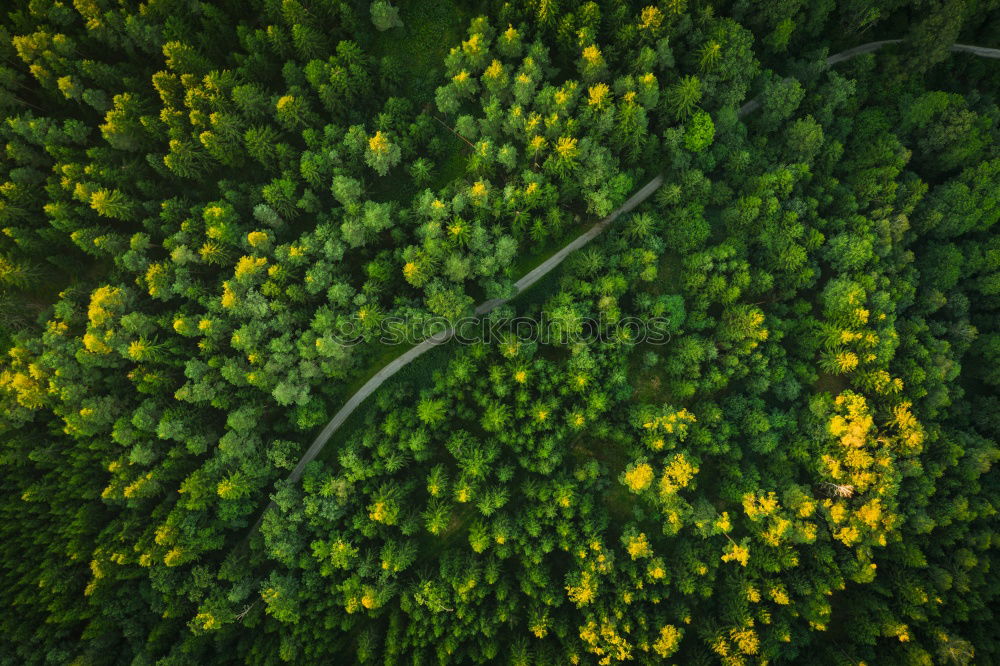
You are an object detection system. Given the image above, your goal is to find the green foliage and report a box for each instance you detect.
[370,1,403,32]
[1,2,999,665]
[668,74,703,120]
[683,110,715,152]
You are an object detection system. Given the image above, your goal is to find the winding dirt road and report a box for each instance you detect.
[283,174,665,486]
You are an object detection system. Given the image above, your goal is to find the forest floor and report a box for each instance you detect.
[368,0,484,105]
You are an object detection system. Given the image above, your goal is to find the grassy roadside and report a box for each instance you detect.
[509,218,592,278]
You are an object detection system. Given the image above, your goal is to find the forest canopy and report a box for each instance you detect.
[0,0,998,664]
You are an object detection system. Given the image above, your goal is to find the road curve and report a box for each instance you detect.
[737,39,1000,117]
[950,43,1000,58]
[249,38,997,534]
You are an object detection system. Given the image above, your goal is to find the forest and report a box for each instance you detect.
[0,0,998,664]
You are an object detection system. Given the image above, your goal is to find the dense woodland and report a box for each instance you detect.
[1,0,999,663]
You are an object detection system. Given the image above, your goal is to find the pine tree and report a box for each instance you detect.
[365,130,401,176]
[667,75,702,120]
